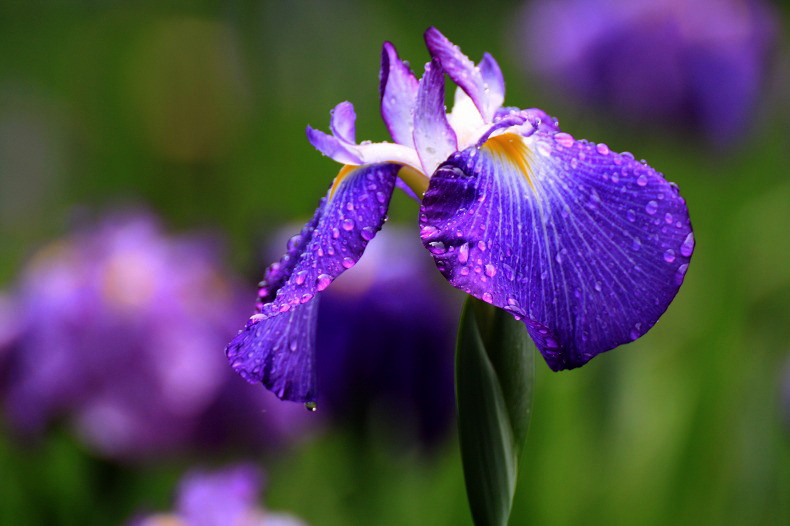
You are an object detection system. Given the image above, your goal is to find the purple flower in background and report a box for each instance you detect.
[1,212,311,457]
[227,28,694,404]
[314,228,457,445]
[519,0,778,146]
[130,464,306,526]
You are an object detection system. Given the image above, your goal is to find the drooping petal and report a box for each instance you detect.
[227,163,401,402]
[306,125,422,169]
[419,130,694,371]
[330,101,356,144]
[306,125,363,165]
[413,59,457,176]
[380,41,419,148]
[424,27,498,122]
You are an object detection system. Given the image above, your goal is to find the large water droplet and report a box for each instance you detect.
[663,248,675,263]
[342,257,355,269]
[361,226,376,241]
[316,274,332,291]
[428,241,446,255]
[484,264,496,277]
[596,143,609,155]
[482,292,493,303]
[294,270,307,285]
[342,218,355,231]
[636,174,648,186]
[645,200,658,215]
[555,132,574,148]
[458,243,469,264]
[680,232,694,257]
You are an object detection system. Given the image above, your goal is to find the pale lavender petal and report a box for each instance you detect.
[379,41,419,147]
[413,59,457,176]
[306,125,362,165]
[420,127,694,371]
[330,101,356,144]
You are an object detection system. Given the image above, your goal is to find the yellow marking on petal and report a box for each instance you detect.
[397,165,429,199]
[482,133,534,190]
[329,164,358,199]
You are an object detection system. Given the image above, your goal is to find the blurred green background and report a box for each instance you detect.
[1,1,789,524]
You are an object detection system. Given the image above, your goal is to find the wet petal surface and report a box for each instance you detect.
[380,42,419,148]
[227,163,400,402]
[413,59,457,176]
[424,27,498,122]
[419,131,693,370]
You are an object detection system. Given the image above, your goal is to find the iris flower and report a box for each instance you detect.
[227,28,694,405]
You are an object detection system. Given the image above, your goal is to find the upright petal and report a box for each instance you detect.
[420,130,693,371]
[479,52,505,111]
[424,27,498,122]
[413,59,457,176]
[380,42,419,147]
[227,163,400,402]
[330,101,356,144]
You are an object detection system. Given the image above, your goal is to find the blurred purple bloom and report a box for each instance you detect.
[227,28,694,405]
[1,212,311,458]
[130,464,306,526]
[519,0,778,146]
[312,228,457,445]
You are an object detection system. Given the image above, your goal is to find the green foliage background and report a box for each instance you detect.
[1,1,789,524]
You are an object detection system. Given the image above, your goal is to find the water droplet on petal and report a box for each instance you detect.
[294,270,307,285]
[342,257,355,268]
[680,232,694,257]
[636,174,648,186]
[663,248,676,263]
[645,200,658,215]
[342,218,355,231]
[458,243,469,264]
[484,264,496,277]
[361,226,376,241]
[482,292,493,303]
[594,281,602,292]
[626,209,636,222]
[304,401,317,412]
[428,241,446,255]
[555,132,575,148]
[316,274,332,291]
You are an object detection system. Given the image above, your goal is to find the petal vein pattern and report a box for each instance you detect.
[419,133,694,370]
[227,163,400,402]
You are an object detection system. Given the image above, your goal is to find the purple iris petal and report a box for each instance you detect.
[419,129,693,370]
[330,101,356,144]
[479,52,505,111]
[177,464,262,526]
[227,162,400,402]
[413,59,457,176]
[306,126,363,165]
[424,27,496,122]
[519,0,778,146]
[380,41,419,148]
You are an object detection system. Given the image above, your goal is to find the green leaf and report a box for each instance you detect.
[456,296,535,526]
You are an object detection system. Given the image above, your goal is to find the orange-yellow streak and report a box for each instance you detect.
[329,164,357,199]
[482,133,534,190]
